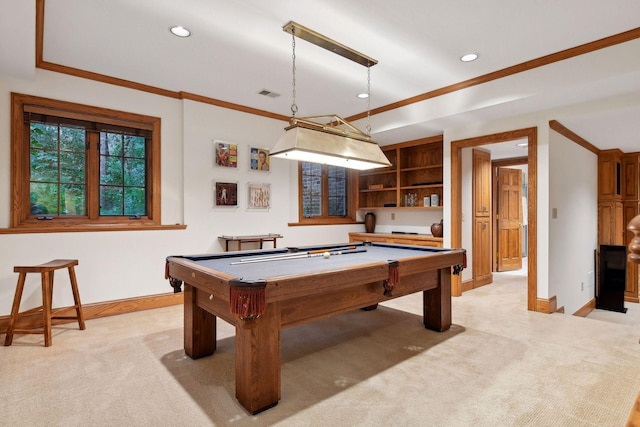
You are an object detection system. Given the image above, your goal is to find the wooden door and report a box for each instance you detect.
[474,217,493,287]
[598,201,624,245]
[473,149,491,217]
[598,150,622,200]
[497,168,523,271]
[472,149,492,287]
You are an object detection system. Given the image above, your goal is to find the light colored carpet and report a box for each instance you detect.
[2,271,640,426]
[587,300,640,329]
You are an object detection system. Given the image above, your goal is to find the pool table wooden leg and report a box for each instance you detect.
[184,283,216,358]
[235,302,281,414]
[423,267,452,332]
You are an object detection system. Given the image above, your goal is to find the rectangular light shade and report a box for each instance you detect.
[270,124,391,171]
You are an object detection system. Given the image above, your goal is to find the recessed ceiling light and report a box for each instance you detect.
[357,93,369,99]
[460,53,478,62]
[170,26,191,38]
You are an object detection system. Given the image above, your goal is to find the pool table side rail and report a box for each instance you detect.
[166,257,236,297]
[295,241,453,253]
[262,250,464,302]
[167,249,463,301]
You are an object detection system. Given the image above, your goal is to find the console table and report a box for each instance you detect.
[218,233,283,252]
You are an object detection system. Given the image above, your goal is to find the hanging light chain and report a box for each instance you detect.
[366,64,372,135]
[291,29,298,117]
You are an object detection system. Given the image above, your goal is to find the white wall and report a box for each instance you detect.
[369,210,444,235]
[180,99,362,251]
[0,70,185,226]
[0,70,186,315]
[0,71,363,316]
[548,131,598,314]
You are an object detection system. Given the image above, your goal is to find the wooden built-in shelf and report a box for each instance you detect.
[400,184,442,190]
[358,136,443,210]
[359,187,397,193]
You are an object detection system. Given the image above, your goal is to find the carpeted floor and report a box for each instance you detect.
[2,270,640,426]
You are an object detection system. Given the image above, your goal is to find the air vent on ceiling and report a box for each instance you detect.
[258,89,280,98]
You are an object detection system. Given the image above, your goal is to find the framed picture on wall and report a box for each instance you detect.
[250,147,270,171]
[248,183,270,209]
[214,140,238,168]
[215,181,238,206]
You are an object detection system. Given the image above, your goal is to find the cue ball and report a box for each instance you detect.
[323,252,330,259]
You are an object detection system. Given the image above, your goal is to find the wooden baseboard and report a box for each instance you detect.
[460,279,474,293]
[625,295,640,304]
[0,292,183,333]
[474,274,493,289]
[573,298,596,317]
[536,295,557,314]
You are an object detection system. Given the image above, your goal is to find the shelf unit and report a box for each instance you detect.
[597,149,640,303]
[358,136,443,210]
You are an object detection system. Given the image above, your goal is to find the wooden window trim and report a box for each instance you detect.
[292,162,358,226]
[8,92,166,233]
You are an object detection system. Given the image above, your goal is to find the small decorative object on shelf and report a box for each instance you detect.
[431,219,443,237]
[404,193,418,207]
[430,193,439,207]
[364,212,376,233]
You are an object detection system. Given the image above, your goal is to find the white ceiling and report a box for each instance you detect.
[2,0,640,155]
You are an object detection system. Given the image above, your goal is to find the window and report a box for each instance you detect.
[297,162,357,224]
[10,93,161,231]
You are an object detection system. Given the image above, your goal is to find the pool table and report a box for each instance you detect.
[165,242,465,414]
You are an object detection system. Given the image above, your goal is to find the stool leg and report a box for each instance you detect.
[42,271,53,347]
[67,266,85,330]
[4,272,27,346]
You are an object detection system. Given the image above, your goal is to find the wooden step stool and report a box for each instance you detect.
[4,259,85,347]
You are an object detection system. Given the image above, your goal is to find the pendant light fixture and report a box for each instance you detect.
[270,21,391,171]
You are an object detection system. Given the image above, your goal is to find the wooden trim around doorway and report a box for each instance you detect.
[451,127,538,311]
[536,296,557,314]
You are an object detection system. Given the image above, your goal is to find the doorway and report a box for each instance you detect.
[451,127,538,311]
[492,157,528,273]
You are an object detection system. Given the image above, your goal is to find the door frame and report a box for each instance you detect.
[451,127,538,311]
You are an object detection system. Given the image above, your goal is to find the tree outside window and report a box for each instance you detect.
[298,162,356,224]
[11,93,161,231]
